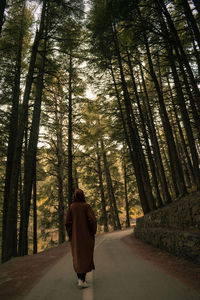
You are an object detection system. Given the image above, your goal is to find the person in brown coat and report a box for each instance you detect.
[65,189,97,288]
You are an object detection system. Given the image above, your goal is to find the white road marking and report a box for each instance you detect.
[95,236,106,249]
[82,236,106,300]
[83,271,93,300]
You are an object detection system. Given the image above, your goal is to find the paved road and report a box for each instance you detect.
[23,229,200,300]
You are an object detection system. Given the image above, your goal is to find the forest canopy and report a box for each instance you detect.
[0,0,200,262]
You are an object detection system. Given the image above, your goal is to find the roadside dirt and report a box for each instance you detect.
[122,233,200,295]
[0,242,71,300]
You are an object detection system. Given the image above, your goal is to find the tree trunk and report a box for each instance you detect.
[68,51,73,206]
[127,51,163,208]
[74,164,79,189]
[2,1,25,262]
[19,118,28,254]
[169,56,200,189]
[138,62,171,204]
[110,64,151,213]
[186,18,200,78]
[122,147,130,228]
[112,24,156,212]
[0,0,6,35]
[54,92,65,244]
[159,14,200,189]
[172,117,192,188]
[138,6,187,197]
[180,0,200,49]
[18,14,47,256]
[157,0,200,112]
[2,0,47,262]
[100,137,121,230]
[33,160,37,254]
[156,124,173,192]
[96,141,108,232]
[111,64,149,212]
[166,75,197,187]
[192,0,200,15]
[157,11,200,137]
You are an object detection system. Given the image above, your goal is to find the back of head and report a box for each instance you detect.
[73,188,86,203]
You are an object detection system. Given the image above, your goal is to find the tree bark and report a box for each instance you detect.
[192,0,200,15]
[96,141,108,232]
[112,23,156,212]
[157,11,200,136]
[2,0,47,262]
[0,0,6,35]
[156,123,173,192]
[67,51,73,206]
[2,1,25,262]
[74,165,79,189]
[18,13,47,256]
[54,92,65,244]
[156,0,200,112]
[138,6,187,197]
[100,137,121,230]
[33,160,37,254]
[166,74,198,187]
[180,0,200,49]
[138,62,171,204]
[127,51,163,208]
[110,63,150,213]
[122,146,130,228]
[158,13,200,189]
[186,17,200,78]
[169,55,200,189]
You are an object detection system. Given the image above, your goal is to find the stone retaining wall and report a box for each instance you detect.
[134,192,200,262]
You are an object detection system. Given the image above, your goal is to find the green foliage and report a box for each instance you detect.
[1,0,200,255]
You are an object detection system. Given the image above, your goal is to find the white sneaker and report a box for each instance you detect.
[78,279,83,288]
[82,281,89,288]
[78,279,89,288]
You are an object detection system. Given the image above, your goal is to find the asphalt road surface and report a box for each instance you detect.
[23,229,200,300]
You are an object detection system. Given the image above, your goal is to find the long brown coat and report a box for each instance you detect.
[65,202,97,273]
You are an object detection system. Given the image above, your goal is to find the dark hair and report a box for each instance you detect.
[73,189,86,202]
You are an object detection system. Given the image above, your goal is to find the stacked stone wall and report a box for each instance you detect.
[134,192,200,262]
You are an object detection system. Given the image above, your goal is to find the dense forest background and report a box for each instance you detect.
[0,0,200,263]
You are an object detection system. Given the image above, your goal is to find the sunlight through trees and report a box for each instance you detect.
[0,0,199,262]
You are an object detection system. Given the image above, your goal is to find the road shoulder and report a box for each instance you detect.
[0,241,71,300]
[121,232,200,295]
